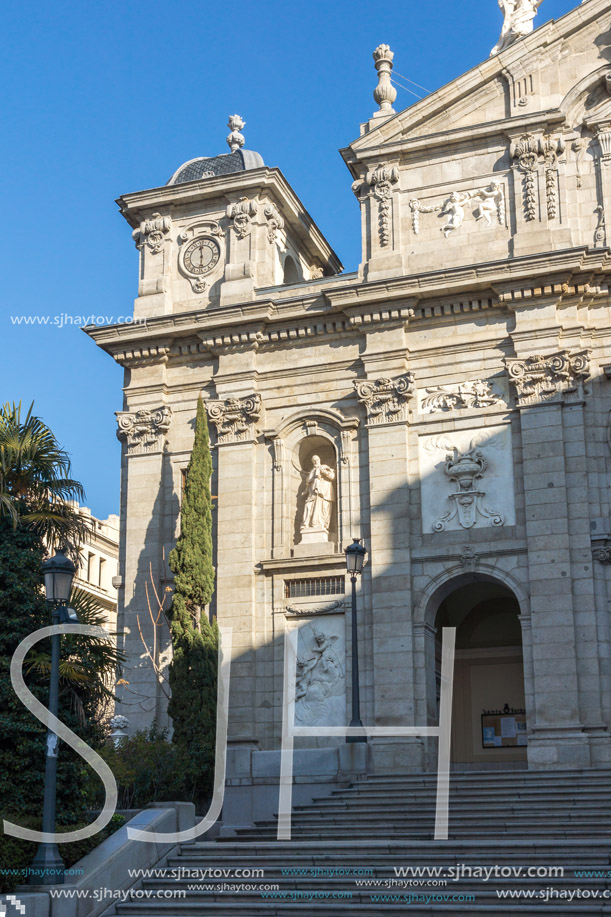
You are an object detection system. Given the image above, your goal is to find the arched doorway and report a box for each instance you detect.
[434,579,527,767]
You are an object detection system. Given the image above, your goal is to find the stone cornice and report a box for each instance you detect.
[116,166,342,274]
[83,247,611,364]
[342,110,567,173]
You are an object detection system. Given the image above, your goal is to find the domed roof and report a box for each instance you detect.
[166,115,264,186]
[166,148,265,186]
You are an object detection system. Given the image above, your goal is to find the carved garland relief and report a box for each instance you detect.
[409,181,506,237]
[510,133,565,221]
[352,164,400,247]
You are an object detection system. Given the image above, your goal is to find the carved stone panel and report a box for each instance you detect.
[419,425,515,534]
[290,617,346,728]
[419,379,506,414]
[116,406,172,455]
[206,394,262,444]
[409,181,506,238]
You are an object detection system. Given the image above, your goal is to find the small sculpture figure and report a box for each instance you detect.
[300,455,336,541]
[491,0,544,57]
[473,181,504,225]
[440,192,471,237]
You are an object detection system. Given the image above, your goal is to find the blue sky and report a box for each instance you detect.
[1,0,578,518]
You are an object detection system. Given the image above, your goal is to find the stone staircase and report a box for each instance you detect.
[115,768,611,915]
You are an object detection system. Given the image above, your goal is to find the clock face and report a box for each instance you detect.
[182,236,221,276]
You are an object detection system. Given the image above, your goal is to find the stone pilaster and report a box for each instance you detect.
[352,163,404,282]
[355,328,419,769]
[207,383,262,746]
[505,348,609,765]
[114,404,173,733]
[593,122,611,247]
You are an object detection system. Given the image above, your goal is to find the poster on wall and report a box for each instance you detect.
[481,704,527,748]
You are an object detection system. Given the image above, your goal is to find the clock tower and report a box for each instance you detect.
[119,115,342,318]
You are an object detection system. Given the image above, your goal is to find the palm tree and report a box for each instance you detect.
[0,401,91,554]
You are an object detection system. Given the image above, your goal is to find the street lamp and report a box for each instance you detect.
[345,538,367,743]
[29,549,76,886]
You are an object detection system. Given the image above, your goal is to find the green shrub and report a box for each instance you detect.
[90,727,200,811]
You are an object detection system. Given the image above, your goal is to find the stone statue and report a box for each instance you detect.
[300,455,336,542]
[295,629,345,727]
[472,181,504,226]
[440,192,470,237]
[491,0,544,56]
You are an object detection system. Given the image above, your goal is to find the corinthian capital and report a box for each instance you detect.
[354,373,415,425]
[206,394,262,444]
[116,406,172,455]
[504,351,590,405]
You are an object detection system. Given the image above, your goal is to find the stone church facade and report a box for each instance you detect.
[89,0,611,812]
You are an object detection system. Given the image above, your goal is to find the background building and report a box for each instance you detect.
[88,0,611,824]
[73,504,120,635]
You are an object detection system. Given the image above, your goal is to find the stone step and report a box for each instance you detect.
[140,875,609,891]
[353,768,611,781]
[115,903,609,916]
[293,796,611,819]
[314,783,611,796]
[122,772,611,915]
[231,827,611,840]
[248,812,611,827]
[344,780,611,796]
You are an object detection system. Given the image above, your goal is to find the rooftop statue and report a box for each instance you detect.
[491,0,544,56]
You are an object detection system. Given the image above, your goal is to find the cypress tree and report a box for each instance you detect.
[167,397,218,803]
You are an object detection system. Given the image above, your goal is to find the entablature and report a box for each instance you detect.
[84,245,611,366]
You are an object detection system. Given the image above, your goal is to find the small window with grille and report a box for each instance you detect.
[284,576,345,599]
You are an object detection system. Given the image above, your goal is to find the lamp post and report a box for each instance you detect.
[29,549,76,886]
[345,538,367,743]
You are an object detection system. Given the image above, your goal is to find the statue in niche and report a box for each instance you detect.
[295,628,345,727]
[491,0,544,56]
[300,454,336,542]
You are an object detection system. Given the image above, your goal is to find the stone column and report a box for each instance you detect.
[354,330,419,770]
[206,379,262,747]
[115,404,173,733]
[505,348,609,766]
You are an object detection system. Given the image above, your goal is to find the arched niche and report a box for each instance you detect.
[293,435,338,547]
[264,409,359,558]
[283,255,299,284]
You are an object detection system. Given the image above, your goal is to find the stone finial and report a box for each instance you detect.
[227,115,246,152]
[372,44,397,117]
